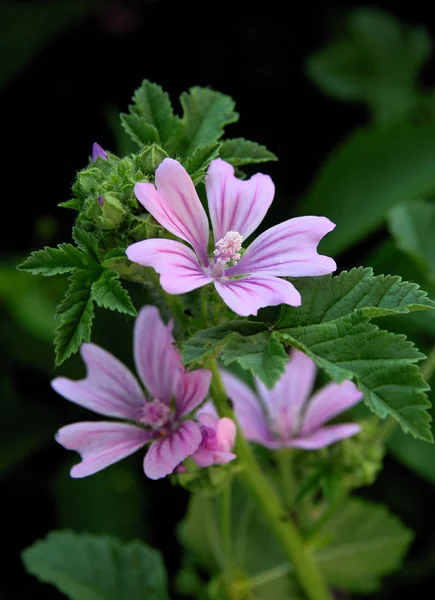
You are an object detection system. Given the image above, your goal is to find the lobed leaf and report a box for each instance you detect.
[17,244,85,276]
[183,142,222,184]
[218,138,278,166]
[22,531,169,600]
[91,270,136,316]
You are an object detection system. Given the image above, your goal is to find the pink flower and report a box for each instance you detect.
[92,142,108,162]
[52,306,212,480]
[191,408,237,467]
[222,349,363,449]
[126,158,337,316]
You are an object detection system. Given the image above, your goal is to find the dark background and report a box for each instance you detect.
[3,1,435,598]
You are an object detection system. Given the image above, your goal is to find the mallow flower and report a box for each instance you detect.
[221,349,363,449]
[52,305,215,480]
[191,412,237,467]
[126,158,337,316]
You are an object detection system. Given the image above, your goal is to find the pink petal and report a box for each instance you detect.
[191,416,237,467]
[226,216,336,277]
[175,368,212,417]
[216,417,237,452]
[255,349,316,439]
[143,420,202,480]
[51,343,145,420]
[56,421,152,478]
[126,238,213,294]
[196,400,219,419]
[302,380,363,434]
[134,305,182,403]
[134,158,209,264]
[206,159,275,242]
[220,370,272,444]
[288,423,361,449]
[214,275,301,316]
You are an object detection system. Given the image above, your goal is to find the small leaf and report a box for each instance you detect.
[184,142,222,184]
[276,267,435,329]
[54,269,99,366]
[72,227,100,263]
[181,321,267,365]
[179,87,239,157]
[218,138,278,166]
[316,498,413,592]
[22,531,169,600]
[120,80,180,148]
[221,331,288,388]
[58,198,80,210]
[389,200,435,284]
[91,270,136,316]
[17,244,85,276]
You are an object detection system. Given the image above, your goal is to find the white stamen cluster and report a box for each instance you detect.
[213,231,243,265]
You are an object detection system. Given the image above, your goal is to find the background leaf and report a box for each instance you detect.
[22,531,169,600]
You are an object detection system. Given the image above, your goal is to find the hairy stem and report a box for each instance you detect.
[207,358,333,600]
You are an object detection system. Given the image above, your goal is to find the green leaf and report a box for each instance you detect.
[220,331,288,389]
[181,321,267,365]
[389,200,435,284]
[277,313,432,441]
[22,531,169,600]
[184,142,222,184]
[276,268,435,328]
[299,122,435,256]
[316,498,413,593]
[58,198,81,210]
[218,138,278,166]
[120,80,179,148]
[17,244,85,276]
[179,87,239,157]
[305,8,432,125]
[72,227,100,263]
[54,270,98,366]
[91,270,136,316]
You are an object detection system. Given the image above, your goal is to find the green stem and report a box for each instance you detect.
[276,449,295,510]
[207,359,333,600]
[220,482,233,576]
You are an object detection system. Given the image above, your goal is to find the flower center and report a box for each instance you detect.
[213,231,243,266]
[138,399,171,428]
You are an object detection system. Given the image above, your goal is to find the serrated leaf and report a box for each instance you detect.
[218,138,278,166]
[181,321,267,365]
[316,498,413,593]
[22,531,169,600]
[184,142,222,184]
[299,122,435,256]
[91,270,136,316]
[276,268,435,329]
[179,87,239,157]
[58,198,81,210]
[389,200,435,284]
[120,80,180,149]
[220,331,288,388]
[17,244,85,276]
[72,227,100,263]
[54,270,99,366]
[277,312,432,441]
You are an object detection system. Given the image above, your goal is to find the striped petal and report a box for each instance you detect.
[288,423,361,449]
[134,158,209,264]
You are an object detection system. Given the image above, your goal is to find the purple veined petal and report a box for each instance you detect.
[301,380,364,434]
[51,343,145,420]
[255,349,317,440]
[56,421,153,478]
[133,305,183,404]
[143,420,202,480]
[92,142,108,162]
[214,275,301,316]
[206,159,275,243]
[126,238,213,294]
[134,158,210,264]
[220,370,272,444]
[175,369,212,418]
[288,423,361,449]
[226,216,337,278]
